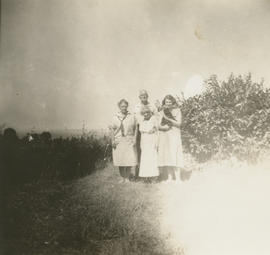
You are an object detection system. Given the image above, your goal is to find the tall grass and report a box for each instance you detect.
[2,165,182,255]
[0,129,111,188]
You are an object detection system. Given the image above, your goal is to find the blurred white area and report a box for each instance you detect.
[160,159,270,255]
[184,74,204,98]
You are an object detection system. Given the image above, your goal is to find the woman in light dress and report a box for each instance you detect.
[158,95,184,182]
[137,105,159,182]
[110,99,138,183]
[134,90,158,179]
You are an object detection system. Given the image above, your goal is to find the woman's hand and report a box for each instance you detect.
[159,124,171,132]
[132,137,137,147]
[112,139,119,149]
[163,125,171,131]
[148,127,156,134]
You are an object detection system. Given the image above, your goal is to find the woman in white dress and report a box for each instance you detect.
[138,106,159,182]
[158,95,184,182]
[110,99,138,183]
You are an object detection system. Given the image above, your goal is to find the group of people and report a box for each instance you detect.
[109,90,184,183]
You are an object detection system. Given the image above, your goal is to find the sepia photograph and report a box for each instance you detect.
[1,0,270,254]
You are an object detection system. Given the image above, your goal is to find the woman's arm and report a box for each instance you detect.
[109,127,116,149]
[162,109,181,128]
[158,125,171,131]
[163,118,180,128]
[157,111,171,131]
[133,122,139,146]
[109,122,120,149]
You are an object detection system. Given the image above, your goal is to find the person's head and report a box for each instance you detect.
[139,90,149,105]
[162,95,177,109]
[118,99,129,114]
[140,105,152,120]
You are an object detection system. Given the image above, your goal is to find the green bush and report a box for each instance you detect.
[179,73,270,163]
[0,129,112,188]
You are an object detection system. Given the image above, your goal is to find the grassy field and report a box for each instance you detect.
[2,158,270,255]
[2,164,183,255]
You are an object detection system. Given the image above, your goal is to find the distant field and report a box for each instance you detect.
[16,128,108,138]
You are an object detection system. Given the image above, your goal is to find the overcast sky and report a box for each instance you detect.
[1,0,270,130]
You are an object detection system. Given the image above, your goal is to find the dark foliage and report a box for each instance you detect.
[0,129,112,253]
[0,129,111,189]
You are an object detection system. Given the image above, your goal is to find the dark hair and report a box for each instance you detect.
[162,95,177,106]
[118,99,129,107]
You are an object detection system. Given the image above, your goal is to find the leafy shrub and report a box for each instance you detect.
[0,129,112,188]
[179,73,270,162]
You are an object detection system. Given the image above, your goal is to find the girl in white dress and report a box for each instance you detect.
[158,95,184,182]
[138,106,159,182]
